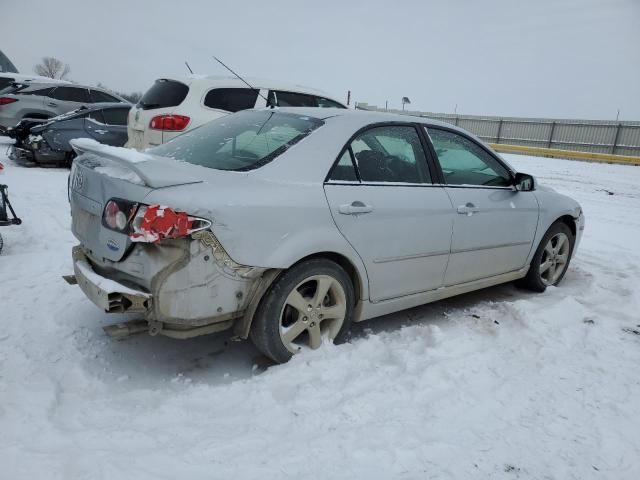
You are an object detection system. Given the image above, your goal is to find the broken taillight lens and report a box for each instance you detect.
[129,204,211,244]
[102,199,139,234]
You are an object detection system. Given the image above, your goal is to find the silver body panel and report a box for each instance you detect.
[68,108,584,336]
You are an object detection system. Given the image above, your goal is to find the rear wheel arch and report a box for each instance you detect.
[236,251,365,339]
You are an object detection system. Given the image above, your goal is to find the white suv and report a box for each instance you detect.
[127,76,346,150]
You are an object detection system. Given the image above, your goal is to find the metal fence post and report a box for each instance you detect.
[547,121,556,149]
[611,123,622,155]
[496,119,503,144]
[454,116,459,126]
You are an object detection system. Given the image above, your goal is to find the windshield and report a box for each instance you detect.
[150,110,324,171]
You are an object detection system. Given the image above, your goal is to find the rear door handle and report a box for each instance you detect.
[47,102,57,107]
[339,201,373,215]
[457,202,480,215]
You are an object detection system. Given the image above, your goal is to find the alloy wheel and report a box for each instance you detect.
[278,275,347,353]
[539,232,570,285]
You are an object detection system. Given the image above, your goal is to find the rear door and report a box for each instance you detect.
[425,127,539,286]
[324,124,454,302]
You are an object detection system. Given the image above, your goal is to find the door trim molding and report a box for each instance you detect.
[451,241,530,255]
[373,250,450,264]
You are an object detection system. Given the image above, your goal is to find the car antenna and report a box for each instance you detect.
[185,61,194,74]
[212,56,274,108]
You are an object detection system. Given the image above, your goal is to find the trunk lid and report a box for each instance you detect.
[69,139,204,262]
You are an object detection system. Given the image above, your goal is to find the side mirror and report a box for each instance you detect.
[514,172,535,191]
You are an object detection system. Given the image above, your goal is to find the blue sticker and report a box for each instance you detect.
[107,239,120,252]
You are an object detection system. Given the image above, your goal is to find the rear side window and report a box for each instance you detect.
[51,87,89,103]
[90,90,120,103]
[151,110,323,171]
[138,79,188,110]
[101,107,129,125]
[333,125,431,183]
[268,90,318,107]
[0,78,14,91]
[204,88,259,112]
[0,84,54,96]
[317,97,346,108]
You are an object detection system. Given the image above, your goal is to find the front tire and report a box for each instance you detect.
[518,221,574,292]
[250,259,355,364]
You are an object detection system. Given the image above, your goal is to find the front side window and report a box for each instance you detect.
[426,128,512,187]
[51,87,89,103]
[203,88,259,112]
[337,125,430,183]
[151,110,323,171]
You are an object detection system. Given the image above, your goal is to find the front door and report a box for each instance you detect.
[324,124,454,302]
[425,127,539,286]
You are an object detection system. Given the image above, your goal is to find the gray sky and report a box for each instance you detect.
[3,0,639,119]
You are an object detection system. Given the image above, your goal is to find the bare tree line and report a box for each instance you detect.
[34,56,142,102]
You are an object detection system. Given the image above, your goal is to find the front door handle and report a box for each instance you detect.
[46,101,58,107]
[339,201,373,215]
[457,202,480,215]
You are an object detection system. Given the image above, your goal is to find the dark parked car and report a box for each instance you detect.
[8,102,131,166]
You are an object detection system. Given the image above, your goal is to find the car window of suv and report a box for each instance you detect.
[51,87,89,103]
[316,97,345,108]
[426,127,512,187]
[101,107,129,125]
[268,90,318,107]
[203,88,259,113]
[346,126,430,183]
[90,90,120,103]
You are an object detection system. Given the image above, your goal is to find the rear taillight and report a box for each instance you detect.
[102,199,139,234]
[149,114,190,131]
[130,204,211,244]
[0,97,18,106]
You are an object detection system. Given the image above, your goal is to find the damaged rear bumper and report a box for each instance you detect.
[69,234,271,339]
[72,246,151,313]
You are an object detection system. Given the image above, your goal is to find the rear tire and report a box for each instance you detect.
[250,259,355,364]
[517,222,574,292]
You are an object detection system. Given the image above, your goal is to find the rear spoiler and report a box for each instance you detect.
[69,138,202,189]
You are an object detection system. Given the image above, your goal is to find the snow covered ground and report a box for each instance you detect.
[1,137,639,479]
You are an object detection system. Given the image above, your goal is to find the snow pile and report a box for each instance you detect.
[1,138,639,479]
[70,137,153,163]
[94,164,144,185]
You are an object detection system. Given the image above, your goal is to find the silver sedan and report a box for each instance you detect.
[67,108,584,363]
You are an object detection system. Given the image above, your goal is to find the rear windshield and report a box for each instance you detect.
[137,79,188,110]
[150,110,323,171]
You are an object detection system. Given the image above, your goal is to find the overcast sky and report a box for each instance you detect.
[3,0,639,119]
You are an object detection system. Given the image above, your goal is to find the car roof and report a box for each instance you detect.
[273,107,459,130]
[160,75,342,102]
[89,102,132,109]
